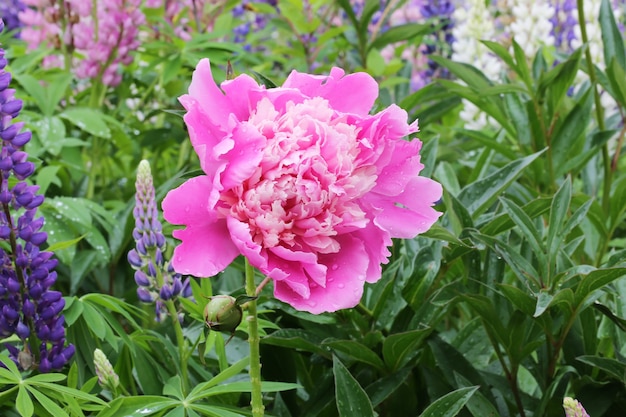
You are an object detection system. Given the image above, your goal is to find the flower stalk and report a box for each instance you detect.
[245,258,264,417]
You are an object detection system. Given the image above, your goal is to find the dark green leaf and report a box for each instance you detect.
[575,268,626,306]
[599,0,626,70]
[577,355,626,382]
[382,328,431,371]
[364,368,411,407]
[458,150,544,218]
[418,386,478,417]
[333,356,375,417]
[262,329,329,357]
[547,178,572,270]
[323,340,385,371]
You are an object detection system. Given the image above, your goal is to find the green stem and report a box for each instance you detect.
[245,258,264,417]
[165,300,189,395]
[576,0,611,214]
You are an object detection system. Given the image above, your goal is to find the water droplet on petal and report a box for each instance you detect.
[331,264,339,271]
[337,283,345,289]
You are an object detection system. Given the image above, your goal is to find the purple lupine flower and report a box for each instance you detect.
[420,0,455,82]
[127,160,190,322]
[0,0,26,36]
[230,0,278,50]
[0,20,73,372]
[551,0,578,51]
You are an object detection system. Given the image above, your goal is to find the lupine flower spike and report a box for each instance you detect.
[0,20,74,372]
[127,160,191,322]
[563,397,590,417]
[93,348,120,392]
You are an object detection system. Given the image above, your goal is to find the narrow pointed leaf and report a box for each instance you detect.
[458,151,544,218]
[418,386,478,417]
[333,356,375,417]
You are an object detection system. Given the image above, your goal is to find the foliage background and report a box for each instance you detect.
[0,0,626,416]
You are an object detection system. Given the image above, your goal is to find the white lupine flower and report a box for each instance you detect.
[507,0,556,58]
[451,0,502,129]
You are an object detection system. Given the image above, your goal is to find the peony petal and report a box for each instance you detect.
[219,122,266,189]
[373,139,424,196]
[220,73,263,121]
[170,220,238,277]
[162,176,215,225]
[367,176,443,239]
[163,176,239,276]
[227,218,267,270]
[352,223,392,283]
[282,67,378,115]
[274,235,369,313]
[184,58,235,128]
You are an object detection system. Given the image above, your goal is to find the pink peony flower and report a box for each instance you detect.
[163,59,442,313]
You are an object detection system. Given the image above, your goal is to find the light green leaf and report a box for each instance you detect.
[370,23,433,51]
[418,386,478,417]
[95,396,177,417]
[59,108,111,138]
[333,356,375,417]
[17,386,34,417]
[26,386,69,417]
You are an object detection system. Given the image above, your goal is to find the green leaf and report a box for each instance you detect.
[369,23,433,51]
[323,340,385,371]
[95,396,177,417]
[599,0,626,70]
[418,386,478,417]
[382,328,431,371]
[454,374,502,417]
[575,268,626,306]
[499,197,547,271]
[499,284,536,316]
[470,232,540,288]
[534,290,554,317]
[187,357,249,401]
[422,225,468,247]
[364,368,411,407]
[59,108,111,139]
[261,329,329,357]
[17,386,34,417]
[187,404,246,417]
[458,150,544,218]
[544,48,583,113]
[605,58,626,107]
[551,91,592,174]
[26,386,69,417]
[577,355,626,382]
[504,93,531,149]
[547,178,572,263]
[512,39,533,89]
[333,356,375,417]
[481,40,517,71]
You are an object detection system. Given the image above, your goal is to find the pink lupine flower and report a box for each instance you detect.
[163,59,442,314]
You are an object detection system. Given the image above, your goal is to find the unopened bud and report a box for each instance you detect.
[563,397,589,417]
[203,295,243,333]
[94,348,120,391]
